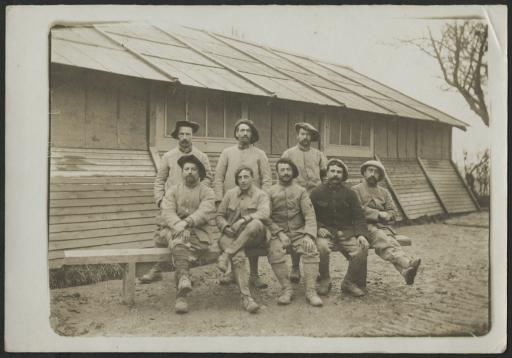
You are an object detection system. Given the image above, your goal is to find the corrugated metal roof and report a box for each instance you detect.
[50,22,467,129]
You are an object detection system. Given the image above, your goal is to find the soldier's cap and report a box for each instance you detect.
[234,165,254,186]
[326,158,349,182]
[177,154,206,180]
[276,157,299,179]
[360,160,386,181]
[234,118,259,144]
[171,120,200,140]
[295,122,320,142]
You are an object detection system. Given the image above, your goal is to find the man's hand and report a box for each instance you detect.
[378,211,390,222]
[318,227,332,239]
[230,218,245,234]
[356,235,370,250]
[223,226,236,237]
[173,220,188,233]
[303,235,316,252]
[278,231,291,247]
[181,229,191,241]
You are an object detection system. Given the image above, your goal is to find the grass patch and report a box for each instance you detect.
[49,264,124,289]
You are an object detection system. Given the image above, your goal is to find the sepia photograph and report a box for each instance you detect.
[5,4,507,353]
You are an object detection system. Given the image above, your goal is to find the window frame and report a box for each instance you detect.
[324,115,374,157]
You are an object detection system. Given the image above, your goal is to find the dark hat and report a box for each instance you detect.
[360,160,386,181]
[276,157,299,179]
[326,158,349,182]
[295,122,320,142]
[171,120,200,140]
[177,154,206,180]
[234,119,259,144]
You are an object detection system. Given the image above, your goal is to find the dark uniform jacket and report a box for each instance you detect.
[310,183,368,238]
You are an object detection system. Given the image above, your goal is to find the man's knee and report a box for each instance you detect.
[218,235,233,251]
[244,219,265,235]
[231,251,247,266]
[267,238,286,264]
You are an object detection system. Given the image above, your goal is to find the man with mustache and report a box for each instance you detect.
[265,158,324,306]
[141,120,213,284]
[215,166,271,313]
[281,122,328,284]
[352,160,421,285]
[310,159,370,297]
[156,155,216,313]
[214,119,272,288]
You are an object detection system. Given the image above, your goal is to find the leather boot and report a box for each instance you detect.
[341,279,366,297]
[174,297,188,314]
[402,258,421,285]
[219,270,236,285]
[317,254,332,296]
[303,262,323,307]
[232,258,260,313]
[249,256,268,289]
[290,253,301,283]
[271,262,293,305]
[217,252,231,273]
[139,264,163,284]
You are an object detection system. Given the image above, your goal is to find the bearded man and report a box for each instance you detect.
[352,160,421,285]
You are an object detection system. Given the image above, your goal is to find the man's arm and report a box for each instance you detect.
[349,189,369,237]
[319,150,328,171]
[154,154,169,207]
[300,189,317,238]
[187,186,216,228]
[259,152,272,193]
[353,185,380,222]
[382,188,397,222]
[160,187,181,227]
[213,150,228,202]
[199,152,213,188]
[215,191,231,233]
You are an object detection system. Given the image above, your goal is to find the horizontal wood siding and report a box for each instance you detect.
[420,158,477,213]
[49,147,158,261]
[381,158,444,219]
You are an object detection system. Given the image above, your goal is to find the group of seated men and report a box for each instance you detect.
[140,118,422,314]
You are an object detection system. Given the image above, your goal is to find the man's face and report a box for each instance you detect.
[297,128,311,147]
[237,169,253,191]
[178,126,193,148]
[236,124,252,144]
[364,166,381,186]
[277,163,293,184]
[326,164,344,186]
[183,162,199,185]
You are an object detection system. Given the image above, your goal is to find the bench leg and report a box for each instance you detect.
[122,262,136,305]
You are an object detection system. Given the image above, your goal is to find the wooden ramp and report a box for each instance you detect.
[380,159,445,219]
[49,147,158,265]
[418,158,478,214]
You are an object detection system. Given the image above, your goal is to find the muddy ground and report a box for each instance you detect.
[50,212,490,337]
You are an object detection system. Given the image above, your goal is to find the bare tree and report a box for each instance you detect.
[403,21,489,126]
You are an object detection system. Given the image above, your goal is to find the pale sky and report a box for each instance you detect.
[63,5,501,165]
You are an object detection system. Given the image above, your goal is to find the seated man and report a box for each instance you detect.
[155,155,216,314]
[267,158,323,307]
[216,165,282,313]
[352,160,421,285]
[310,159,370,297]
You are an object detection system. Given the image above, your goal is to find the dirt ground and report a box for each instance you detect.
[50,212,490,337]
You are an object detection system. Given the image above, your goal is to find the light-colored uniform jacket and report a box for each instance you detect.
[267,182,317,239]
[154,146,212,206]
[213,145,272,202]
[281,145,328,193]
[352,181,397,231]
[160,182,216,243]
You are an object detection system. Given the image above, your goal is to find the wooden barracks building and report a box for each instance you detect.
[49,22,479,264]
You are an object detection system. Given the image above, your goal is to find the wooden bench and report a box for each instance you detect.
[56,236,411,305]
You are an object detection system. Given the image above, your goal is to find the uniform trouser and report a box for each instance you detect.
[367,225,411,271]
[316,231,368,288]
[155,226,209,296]
[272,231,320,264]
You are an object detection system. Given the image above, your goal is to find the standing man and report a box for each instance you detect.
[140,120,213,284]
[214,118,272,288]
[352,160,421,285]
[156,155,216,313]
[215,166,272,313]
[282,122,328,283]
[266,158,324,306]
[310,159,370,297]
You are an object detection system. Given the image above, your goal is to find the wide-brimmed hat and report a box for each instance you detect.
[275,157,299,179]
[360,160,386,181]
[295,122,320,142]
[177,154,206,180]
[171,120,200,140]
[326,158,349,182]
[234,119,259,144]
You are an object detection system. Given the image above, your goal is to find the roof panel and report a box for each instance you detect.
[321,88,394,115]
[99,23,184,46]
